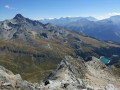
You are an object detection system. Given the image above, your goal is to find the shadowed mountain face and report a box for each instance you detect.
[0,14,120,82]
[40,15,120,43]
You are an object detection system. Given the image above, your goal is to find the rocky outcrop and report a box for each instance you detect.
[42,56,87,90]
[84,57,120,89]
[0,56,120,90]
[0,65,41,90]
[41,56,120,90]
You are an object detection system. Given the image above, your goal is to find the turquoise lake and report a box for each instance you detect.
[100,57,109,64]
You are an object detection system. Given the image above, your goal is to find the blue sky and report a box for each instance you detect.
[0,0,120,20]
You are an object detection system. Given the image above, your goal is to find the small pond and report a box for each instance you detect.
[100,57,109,64]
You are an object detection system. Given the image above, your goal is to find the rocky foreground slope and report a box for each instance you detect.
[0,56,120,90]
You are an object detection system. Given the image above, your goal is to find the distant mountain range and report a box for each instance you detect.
[40,16,98,26]
[40,15,120,43]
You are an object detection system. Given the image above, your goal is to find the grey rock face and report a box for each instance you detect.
[40,56,88,90]
[106,84,117,90]
[45,56,120,90]
[0,56,119,90]
[0,65,40,90]
[45,56,86,81]
[42,56,120,90]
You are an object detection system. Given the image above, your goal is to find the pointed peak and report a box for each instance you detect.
[45,23,56,27]
[13,14,25,20]
[45,23,52,25]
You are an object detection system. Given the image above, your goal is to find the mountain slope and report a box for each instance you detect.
[0,14,120,83]
[43,56,120,90]
[0,56,120,90]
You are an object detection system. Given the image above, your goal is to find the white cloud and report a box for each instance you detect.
[5,5,15,9]
[95,12,120,20]
[95,16,109,20]
[5,5,10,9]
[108,12,120,16]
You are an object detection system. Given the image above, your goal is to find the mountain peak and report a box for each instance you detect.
[13,14,25,20]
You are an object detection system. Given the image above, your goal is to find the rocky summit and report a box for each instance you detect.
[0,56,120,90]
